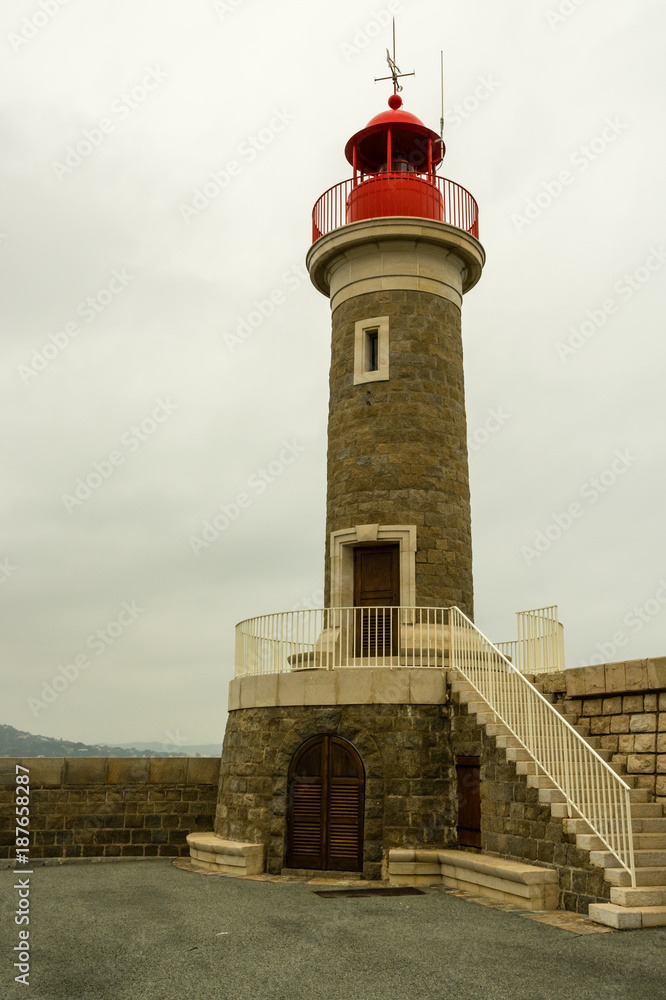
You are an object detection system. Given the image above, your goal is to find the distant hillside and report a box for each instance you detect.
[0,724,217,758]
[116,741,222,756]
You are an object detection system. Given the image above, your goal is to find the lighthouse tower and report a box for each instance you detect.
[194,73,489,882]
[307,91,484,619]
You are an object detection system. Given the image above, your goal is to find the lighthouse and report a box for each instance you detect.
[191,68,489,881]
[308,91,484,620]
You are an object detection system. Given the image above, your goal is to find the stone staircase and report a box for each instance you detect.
[452,673,666,929]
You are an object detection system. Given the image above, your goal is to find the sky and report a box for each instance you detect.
[1,0,665,748]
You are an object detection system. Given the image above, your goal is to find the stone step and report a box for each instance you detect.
[604,867,666,887]
[590,748,615,762]
[564,816,666,836]
[527,774,556,789]
[590,849,666,869]
[450,679,473,695]
[610,885,666,907]
[504,747,532,763]
[515,761,539,776]
[588,902,666,930]
[551,801,664,820]
[540,786,651,806]
[577,833,666,852]
[475,712,500,725]
[488,729,519,745]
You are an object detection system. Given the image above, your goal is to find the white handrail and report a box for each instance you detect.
[234,606,451,676]
[449,606,636,887]
[495,605,565,673]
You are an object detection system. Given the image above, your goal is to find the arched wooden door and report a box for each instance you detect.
[287,735,364,872]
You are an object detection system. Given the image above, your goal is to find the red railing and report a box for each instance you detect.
[312,173,479,243]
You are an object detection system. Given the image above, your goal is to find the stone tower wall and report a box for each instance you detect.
[324,288,473,615]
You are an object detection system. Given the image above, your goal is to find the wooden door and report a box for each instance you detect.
[353,544,400,658]
[456,756,481,849]
[287,735,364,871]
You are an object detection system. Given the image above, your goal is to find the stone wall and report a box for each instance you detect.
[214,704,458,881]
[536,658,666,802]
[0,757,219,860]
[325,288,474,616]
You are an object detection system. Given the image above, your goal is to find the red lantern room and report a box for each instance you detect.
[312,95,478,242]
[345,93,445,225]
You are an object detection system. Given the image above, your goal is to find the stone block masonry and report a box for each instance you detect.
[214,703,458,882]
[536,658,666,800]
[325,288,474,616]
[0,757,219,860]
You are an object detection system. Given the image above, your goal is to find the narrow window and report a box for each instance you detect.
[354,316,389,385]
[366,329,379,372]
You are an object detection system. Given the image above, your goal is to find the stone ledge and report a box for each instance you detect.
[229,668,448,711]
[565,658,666,699]
[186,833,264,876]
[387,848,558,909]
[0,757,220,786]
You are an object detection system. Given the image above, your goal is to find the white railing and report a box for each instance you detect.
[234,606,450,677]
[495,605,565,674]
[449,606,636,887]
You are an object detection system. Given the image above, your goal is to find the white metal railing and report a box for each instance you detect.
[495,605,565,674]
[449,606,636,887]
[234,606,450,677]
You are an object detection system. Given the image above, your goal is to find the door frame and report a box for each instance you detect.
[329,524,417,608]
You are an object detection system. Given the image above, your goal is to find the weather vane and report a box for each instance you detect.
[374,18,415,94]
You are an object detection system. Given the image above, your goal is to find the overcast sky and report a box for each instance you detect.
[1,0,665,748]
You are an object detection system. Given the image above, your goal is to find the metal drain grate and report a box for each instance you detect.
[314,887,425,899]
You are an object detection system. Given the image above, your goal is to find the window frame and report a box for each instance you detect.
[353,315,389,385]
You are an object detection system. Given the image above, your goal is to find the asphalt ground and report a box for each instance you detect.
[2,860,666,1000]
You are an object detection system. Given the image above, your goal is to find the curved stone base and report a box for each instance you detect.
[186,832,264,875]
[214,695,457,880]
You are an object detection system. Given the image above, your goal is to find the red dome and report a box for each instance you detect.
[363,107,430,130]
[345,100,444,173]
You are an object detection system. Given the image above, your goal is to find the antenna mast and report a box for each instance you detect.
[440,50,445,140]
